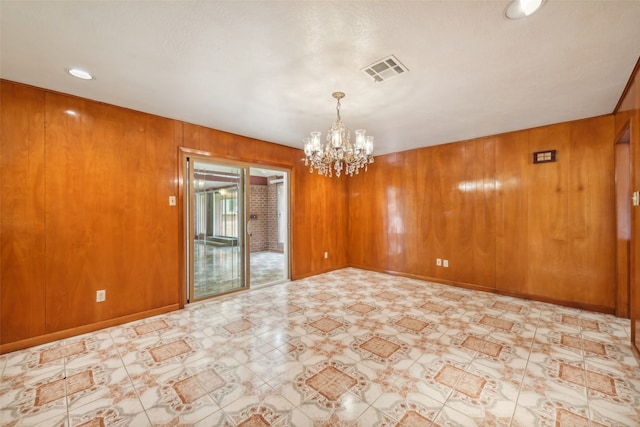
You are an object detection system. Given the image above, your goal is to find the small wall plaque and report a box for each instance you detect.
[533,150,556,164]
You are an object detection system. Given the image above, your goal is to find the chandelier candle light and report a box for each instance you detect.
[303,92,374,177]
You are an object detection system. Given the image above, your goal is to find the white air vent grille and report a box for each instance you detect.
[362,55,409,83]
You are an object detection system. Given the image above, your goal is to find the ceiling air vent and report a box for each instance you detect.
[362,55,409,83]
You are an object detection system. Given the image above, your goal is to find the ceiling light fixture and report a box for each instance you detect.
[504,0,544,19]
[67,68,94,80]
[303,92,374,177]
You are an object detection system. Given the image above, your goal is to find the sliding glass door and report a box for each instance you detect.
[184,156,290,302]
[187,159,246,301]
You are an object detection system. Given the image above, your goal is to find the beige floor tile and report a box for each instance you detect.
[1,268,638,426]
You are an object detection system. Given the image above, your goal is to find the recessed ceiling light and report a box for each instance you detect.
[67,68,94,80]
[505,0,545,19]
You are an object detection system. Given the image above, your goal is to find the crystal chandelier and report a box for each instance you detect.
[303,92,374,177]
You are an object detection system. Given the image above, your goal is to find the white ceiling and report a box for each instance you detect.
[2,1,639,155]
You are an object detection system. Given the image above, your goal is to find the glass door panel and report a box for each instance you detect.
[248,167,289,287]
[189,160,245,301]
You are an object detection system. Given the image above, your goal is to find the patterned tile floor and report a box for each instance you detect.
[2,268,639,426]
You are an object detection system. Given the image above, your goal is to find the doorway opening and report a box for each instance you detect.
[615,124,631,318]
[181,151,290,303]
[248,167,289,287]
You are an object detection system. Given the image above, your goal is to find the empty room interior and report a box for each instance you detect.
[2,1,640,425]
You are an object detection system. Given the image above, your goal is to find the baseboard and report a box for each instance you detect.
[349,264,616,315]
[292,264,349,281]
[0,304,180,354]
[632,343,640,364]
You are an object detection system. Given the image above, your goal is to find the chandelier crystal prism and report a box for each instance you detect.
[303,92,374,177]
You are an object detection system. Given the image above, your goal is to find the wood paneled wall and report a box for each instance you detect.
[614,58,640,356]
[349,115,617,312]
[349,139,497,288]
[0,83,46,344]
[1,80,347,352]
[43,92,183,333]
[1,73,631,352]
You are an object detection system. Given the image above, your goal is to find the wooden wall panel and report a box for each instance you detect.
[396,152,420,274]
[255,138,298,167]
[181,122,212,152]
[615,60,640,355]
[431,142,464,282]
[414,148,435,279]
[43,93,182,332]
[290,168,314,277]
[350,116,616,312]
[495,131,529,293]
[387,153,414,273]
[384,153,400,273]
[2,80,347,350]
[617,77,637,113]
[44,95,117,331]
[347,155,389,271]
[0,83,46,343]
[451,142,474,282]
[494,118,615,309]
[460,138,496,287]
[348,137,496,289]
[291,165,348,278]
[568,116,616,308]
[525,123,572,300]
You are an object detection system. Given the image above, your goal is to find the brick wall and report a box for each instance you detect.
[267,180,284,252]
[249,177,285,253]
[249,184,268,252]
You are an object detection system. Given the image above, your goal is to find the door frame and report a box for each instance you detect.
[615,123,631,318]
[178,147,292,306]
[248,165,291,288]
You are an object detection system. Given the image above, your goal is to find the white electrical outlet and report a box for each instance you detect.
[324,252,328,259]
[436,258,442,266]
[443,260,449,268]
[96,289,106,302]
